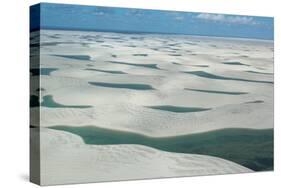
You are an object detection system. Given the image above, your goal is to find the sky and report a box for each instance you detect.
[30,3,274,40]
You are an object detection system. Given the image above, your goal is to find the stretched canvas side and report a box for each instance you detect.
[30,3,41,185]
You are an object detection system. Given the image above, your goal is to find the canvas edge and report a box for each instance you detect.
[29,3,41,186]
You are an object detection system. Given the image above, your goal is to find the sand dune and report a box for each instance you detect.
[35,29,274,136]
[39,100,272,137]
[30,29,273,184]
[38,128,252,185]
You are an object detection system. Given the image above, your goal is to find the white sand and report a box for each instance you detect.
[36,30,274,137]
[38,128,252,185]
[38,100,273,137]
[31,30,273,184]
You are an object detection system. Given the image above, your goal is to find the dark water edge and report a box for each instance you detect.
[146,105,211,113]
[133,54,148,56]
[246,70,273,75]
[89,82,155,90]
[108,61,160,69]
[182,71,273,84]
[41,95,92,108]
[49,126,273,171]
[85,68,127,74]
[223,62,250,66]
[185,88,248,95]
[53,55,92,61]
[245,100,264,104]
[30,95,93,108]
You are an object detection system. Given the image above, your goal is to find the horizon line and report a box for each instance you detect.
[31,27,274,41]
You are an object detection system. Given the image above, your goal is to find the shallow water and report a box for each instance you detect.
[146,105,211,113]
[50,126,273,171]
[246,70,273,75]
[89,82,155,90]
[223,61,249,66]
[53,54,92,61]
[185,88,248,95]
[85,68,127,74]
[108,61,160,69]
[183,71,273,84]
[41,95,92,108]
[133,54,148,56]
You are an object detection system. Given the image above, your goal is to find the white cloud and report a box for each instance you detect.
[196,13,255,25]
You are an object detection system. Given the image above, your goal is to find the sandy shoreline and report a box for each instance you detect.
[37,128,252,185]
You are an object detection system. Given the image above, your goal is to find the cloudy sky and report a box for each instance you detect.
[31,3,274,40]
